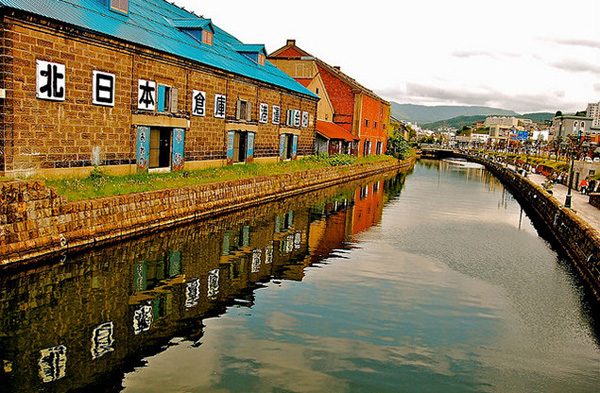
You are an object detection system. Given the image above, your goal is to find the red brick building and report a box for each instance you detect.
[269,40,389,156]
[0,1,318,178]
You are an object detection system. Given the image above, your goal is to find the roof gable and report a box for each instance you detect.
[0,0,317,99]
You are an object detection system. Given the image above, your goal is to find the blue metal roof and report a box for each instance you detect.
[0,0,318,99]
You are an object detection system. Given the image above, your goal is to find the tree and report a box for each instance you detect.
[386,133,412,160]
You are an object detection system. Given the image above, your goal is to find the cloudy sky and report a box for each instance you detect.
[175,0,599,114]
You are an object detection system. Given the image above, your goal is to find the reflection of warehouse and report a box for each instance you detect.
[0,173,406,392]
[0,0,318,178]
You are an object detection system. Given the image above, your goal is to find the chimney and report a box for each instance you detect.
[286,39,296,46]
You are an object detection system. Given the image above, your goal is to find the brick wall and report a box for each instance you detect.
[0,13,318,177]
[0,158,415,264]
[358,94,389,155]
[316,63,355,132]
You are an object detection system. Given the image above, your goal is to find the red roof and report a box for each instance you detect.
[316,120,358,141]
[295,78,312,87]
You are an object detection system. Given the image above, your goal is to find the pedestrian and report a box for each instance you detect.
[579,178,589,194]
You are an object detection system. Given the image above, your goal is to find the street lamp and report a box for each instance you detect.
[564,130,582,209]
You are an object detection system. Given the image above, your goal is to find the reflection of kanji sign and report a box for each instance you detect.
[272,105,281,124]
[214,94,226,118]
[185,278,201,308]
[39,345,67,383]
[302,111,309,128]
[192,90,206,116]
[36,60,65,101]
[92,71,115,106]
[133,303,153,335]
[137,79,156,110]
[265,243,273,264]
[252,249,262,273]
[208,268,220,297]
[91,322,114,360]
[259,103,269,123]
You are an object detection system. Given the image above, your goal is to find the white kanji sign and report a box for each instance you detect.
[294,110,301,127]
[302,111,309,128]
[192,90,206,116]
[259,103,269,123]
[137,79,156,111]
[92,71,115,106]
[214,94,226,118]
[272,105,281,124]
[36,60,65,101]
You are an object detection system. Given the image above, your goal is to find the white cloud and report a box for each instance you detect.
[174,0,600,113]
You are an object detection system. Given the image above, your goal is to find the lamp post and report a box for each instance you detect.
[564,130,582,209]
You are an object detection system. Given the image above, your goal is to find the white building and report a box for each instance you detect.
[587,101,600,128]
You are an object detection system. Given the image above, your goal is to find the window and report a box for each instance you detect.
[258,53,265,66]
[202,29,213,46]
[315,87,319,95]
[236,99,252,121]
[110,0,128,14]
[374,121,378,129]
[157,85,178,113]
[364,119,370,127]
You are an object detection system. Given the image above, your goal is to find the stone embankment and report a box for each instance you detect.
[460,152,600,300]
[0,158,415,264]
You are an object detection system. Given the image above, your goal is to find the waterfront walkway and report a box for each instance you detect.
[514,168,600,232]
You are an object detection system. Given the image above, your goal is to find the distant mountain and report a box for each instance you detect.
[422,112,555,131]
[390,102,519,124]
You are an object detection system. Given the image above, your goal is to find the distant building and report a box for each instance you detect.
[0,0,318,178]
[587,101,600,128]
[485,116,521,140]
[269,40,389,156]
[551,115,594,140]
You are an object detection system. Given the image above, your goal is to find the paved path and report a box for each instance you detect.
[513,167,600,231]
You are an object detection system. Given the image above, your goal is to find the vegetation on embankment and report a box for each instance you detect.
[46,154,399,201]
[478,151,570,172]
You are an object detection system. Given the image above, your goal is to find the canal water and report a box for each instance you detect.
[0,160,599,392]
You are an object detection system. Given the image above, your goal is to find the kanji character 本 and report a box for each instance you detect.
[214,94,226,118]
[137,79,156,111]
[192,90,206,116]
[36,60,65,101]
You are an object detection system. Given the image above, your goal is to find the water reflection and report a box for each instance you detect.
[0,170,406,393]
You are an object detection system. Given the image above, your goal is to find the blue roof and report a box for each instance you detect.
[0,0,318,99]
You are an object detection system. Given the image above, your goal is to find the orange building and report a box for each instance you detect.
[269,40,389,156]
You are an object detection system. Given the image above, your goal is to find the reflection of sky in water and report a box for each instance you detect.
[123,161,600,393]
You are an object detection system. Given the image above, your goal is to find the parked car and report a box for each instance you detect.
[585,157,593,163]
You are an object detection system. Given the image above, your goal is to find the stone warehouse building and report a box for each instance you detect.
[269,40,390,157]
[0,0,319,178]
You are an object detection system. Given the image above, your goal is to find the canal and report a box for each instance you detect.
[0,160,599,392]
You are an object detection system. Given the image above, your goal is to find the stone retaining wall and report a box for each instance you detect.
[0,158,414,264]
[460,153,600,300]
[590,193,600,210]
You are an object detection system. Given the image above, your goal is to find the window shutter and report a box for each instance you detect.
[157,85,165,112]
[226,131,235,165]
[246,102,252,121]
[280,134,286,160]
[170,87,178,113]
[292,134,298,159]
[246,132,255,163]
[136,126,150,171]
[236,100,241,120]
[171,128,185,171]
